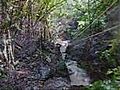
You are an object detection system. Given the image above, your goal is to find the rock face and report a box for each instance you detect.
[66,28,120,81]
[106,3,120,28]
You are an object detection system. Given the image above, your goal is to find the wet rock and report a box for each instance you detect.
[43,77,70,90]
[31,63,51,80]
[66,60,90,86]
[55,60,69,77]
[55,39,70,59]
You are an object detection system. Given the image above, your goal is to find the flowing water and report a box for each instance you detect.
[56,39,90,86]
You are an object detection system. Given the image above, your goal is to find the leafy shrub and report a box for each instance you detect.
[86,67,120,90]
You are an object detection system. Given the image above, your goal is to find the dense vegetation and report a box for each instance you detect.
[0,0,120,90]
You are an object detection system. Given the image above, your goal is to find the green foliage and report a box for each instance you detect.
[87,29,120,90]
[107,67,120,80]
[33,0,66,20]
[74,0,119,38]
[0,0,120,89]
[50,0,119,39]
[86,80,120,90]
[0,0,66,39]
[99,30,120,67]
[100,50,117,66]
[109,31,120,56]
[86,67,120,90]
[88,29,120,90]
[0,69,6,79]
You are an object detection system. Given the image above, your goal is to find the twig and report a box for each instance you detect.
[73,24,120,42]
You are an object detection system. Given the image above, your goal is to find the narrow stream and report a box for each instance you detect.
[55,39,90,86]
